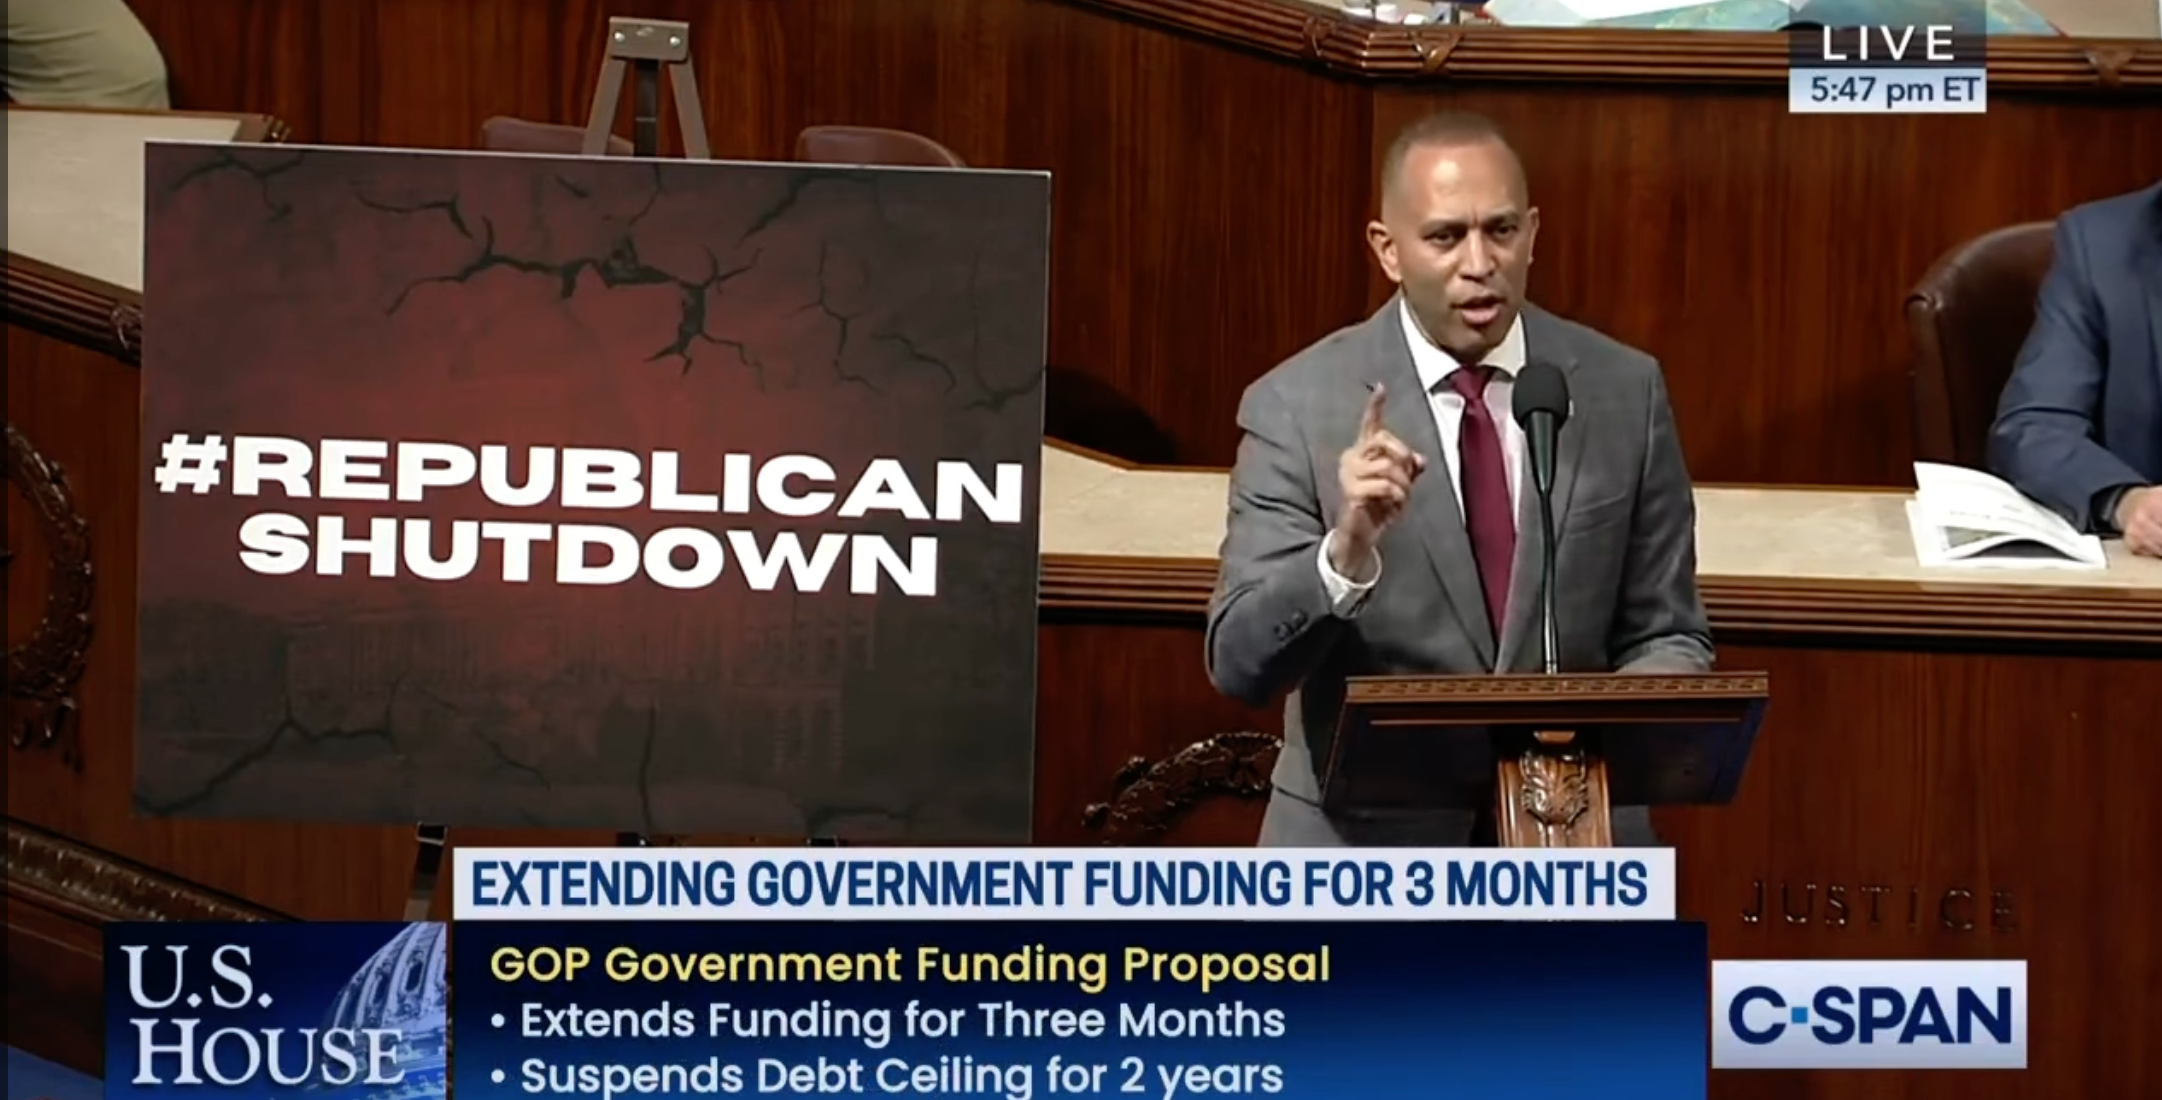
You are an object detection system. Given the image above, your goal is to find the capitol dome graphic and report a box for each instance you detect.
[302,923,448,1099]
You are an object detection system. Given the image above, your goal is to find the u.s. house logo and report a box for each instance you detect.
[115,923,447,1098]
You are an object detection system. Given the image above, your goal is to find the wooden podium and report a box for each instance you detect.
[1324,672,1769,847]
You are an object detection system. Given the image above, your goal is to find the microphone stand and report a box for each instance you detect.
[1523,406,1561,676]
[1536,474,1559,676]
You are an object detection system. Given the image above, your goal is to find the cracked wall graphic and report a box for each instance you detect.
[133,144,1051,840]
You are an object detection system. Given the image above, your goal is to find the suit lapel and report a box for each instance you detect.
[1367,299,1497,668]
[2144,193,2162,401]
[2147,261,2162,403]
[1498,307,1585,672]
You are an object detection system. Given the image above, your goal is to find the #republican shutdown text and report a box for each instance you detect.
[164,436,1027,596]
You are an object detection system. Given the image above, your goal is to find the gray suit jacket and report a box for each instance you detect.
[1205,298,1714,828]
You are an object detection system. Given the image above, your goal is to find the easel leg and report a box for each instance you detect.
[1494,731,1614,847]
[581,56,626,157]
[670,57,712,159]
[631,58,661,156]
[405,823,448,920]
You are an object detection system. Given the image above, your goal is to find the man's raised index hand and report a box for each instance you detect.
[1360,382,1388,439]
[1331,381,1426,578]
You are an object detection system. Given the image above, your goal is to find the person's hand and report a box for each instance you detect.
[2116,486,2162,557]
[1330,384,1426,577]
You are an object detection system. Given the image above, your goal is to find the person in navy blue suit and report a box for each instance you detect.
[1990,182,2162,557]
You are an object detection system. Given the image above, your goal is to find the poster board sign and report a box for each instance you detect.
[136,144,1050,841]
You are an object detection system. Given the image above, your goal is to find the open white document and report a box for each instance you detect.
[1905,462,2108,570]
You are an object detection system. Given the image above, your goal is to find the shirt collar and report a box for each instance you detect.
[1399,298,1527,395]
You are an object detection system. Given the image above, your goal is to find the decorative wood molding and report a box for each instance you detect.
[0,254,141,364]
[1700,577,2162,646]
[4,816,284,923]
[1067,0,2162,91]
[5,424,96,765]
[1041,555,1219,615]
[1082,731,1280,844]
[4,817,282,1076]
[1042,554,2162,646]
[1350,671,1771,700]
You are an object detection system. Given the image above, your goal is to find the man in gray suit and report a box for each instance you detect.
[1205,112,1713,847]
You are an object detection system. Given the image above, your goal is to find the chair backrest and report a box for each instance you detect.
[479,116,632,157]
[794,125,964,168]
[1904,222,2055,466]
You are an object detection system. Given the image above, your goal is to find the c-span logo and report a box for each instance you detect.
[1712,960,2025,1069]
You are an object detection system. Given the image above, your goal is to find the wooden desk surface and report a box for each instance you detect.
[4,108,269,297]
[5,106,279,361]
[1038,441,2162,643]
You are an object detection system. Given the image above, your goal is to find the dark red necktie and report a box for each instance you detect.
[1445,366,1515,636]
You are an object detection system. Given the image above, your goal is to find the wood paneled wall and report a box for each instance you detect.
[116,0,2162,482]
[1370,84,2162,483]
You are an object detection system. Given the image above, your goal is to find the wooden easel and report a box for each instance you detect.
[579,15,710,160]
[402,16,714,921]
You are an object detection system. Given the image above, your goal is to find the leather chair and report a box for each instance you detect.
[479,116,632,156]
[794,125,964,168]
[1904,222,2054,467]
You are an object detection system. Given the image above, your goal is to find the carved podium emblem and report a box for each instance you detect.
[1518,744,1591,830]
[1497,731,1611,847]
[5,423,94,766]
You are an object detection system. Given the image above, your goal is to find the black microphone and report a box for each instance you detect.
[1511,362,1571,676]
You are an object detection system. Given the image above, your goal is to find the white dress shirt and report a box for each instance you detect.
[1318,300,1527,615]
